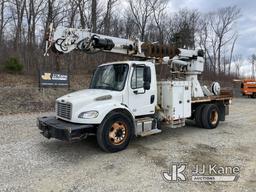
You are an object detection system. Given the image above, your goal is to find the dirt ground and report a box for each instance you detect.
[0,97,256,192]
[0,73,91,115]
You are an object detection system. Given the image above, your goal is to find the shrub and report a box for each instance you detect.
[4,57,23,73]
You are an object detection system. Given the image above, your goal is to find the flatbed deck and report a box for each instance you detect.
[192,90,233,104]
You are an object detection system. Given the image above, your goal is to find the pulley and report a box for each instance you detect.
[211,82,221,95]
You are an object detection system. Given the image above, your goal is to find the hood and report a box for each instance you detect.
[56,89,123,105]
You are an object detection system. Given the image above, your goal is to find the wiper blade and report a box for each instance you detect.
[93,86,116,91]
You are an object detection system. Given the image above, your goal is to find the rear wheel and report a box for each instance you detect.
[97,112,133,153]
[195,104,206,128]
[202,104,220,129]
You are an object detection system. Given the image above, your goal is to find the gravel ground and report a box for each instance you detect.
[0,98,255,192]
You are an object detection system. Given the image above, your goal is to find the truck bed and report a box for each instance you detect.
[192,89,233,104]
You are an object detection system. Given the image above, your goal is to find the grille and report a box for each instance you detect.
[57,102,72,120]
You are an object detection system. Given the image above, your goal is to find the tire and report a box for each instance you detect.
[97,111,134,153]
[195,104,206,128]
[202,104,220,129]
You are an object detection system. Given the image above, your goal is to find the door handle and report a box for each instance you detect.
[133,90,146,94]
[150,95,155,104]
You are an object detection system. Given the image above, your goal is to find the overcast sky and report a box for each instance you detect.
[167,0,256,76]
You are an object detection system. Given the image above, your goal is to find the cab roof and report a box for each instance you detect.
[99,60,155,67]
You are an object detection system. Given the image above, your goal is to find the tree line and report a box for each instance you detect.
[0,0,246,80]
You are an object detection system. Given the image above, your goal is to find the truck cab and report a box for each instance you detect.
[38,61,161,152]
[56,61,156,125]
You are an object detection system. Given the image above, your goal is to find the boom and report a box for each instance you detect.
[44,25,208,97]
[44,25,180,59]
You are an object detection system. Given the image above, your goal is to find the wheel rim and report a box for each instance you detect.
[108,121,128,145]
[210,110,218,125]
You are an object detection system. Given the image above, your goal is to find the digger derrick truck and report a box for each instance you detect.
[37,26,232,152]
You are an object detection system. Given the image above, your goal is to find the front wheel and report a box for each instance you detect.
[96,112,133,152]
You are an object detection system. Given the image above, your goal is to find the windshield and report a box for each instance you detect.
[90,64,129,91]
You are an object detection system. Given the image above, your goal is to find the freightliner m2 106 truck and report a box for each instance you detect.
[37,26,232,152]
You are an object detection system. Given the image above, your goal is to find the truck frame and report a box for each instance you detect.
[38,26,232,152]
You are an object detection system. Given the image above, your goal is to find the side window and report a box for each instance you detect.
[131,66,144,89]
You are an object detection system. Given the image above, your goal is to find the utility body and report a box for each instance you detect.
[38,26,232,152]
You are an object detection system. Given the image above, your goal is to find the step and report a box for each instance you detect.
[138,128,162,137]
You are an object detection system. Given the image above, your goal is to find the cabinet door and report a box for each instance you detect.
[172,85,184,119]
[183,83,192,118]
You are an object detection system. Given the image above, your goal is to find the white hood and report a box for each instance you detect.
[56,89,123,106]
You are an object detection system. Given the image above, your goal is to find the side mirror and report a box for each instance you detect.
[143,66,151,90]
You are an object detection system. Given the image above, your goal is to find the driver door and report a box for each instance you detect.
[128,65,155,117]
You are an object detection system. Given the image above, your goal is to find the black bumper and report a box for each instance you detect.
[37,116,95,141]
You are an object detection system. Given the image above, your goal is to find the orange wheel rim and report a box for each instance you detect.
[210,110,218,125]
[108,121,128,145]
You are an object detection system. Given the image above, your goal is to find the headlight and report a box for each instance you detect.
[78,111,99,119]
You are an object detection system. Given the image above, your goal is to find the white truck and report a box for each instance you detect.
[38,26,232,152]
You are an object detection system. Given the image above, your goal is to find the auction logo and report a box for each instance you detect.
[162,163,240,182]
[162,163,187,182]
[41,72,51,80]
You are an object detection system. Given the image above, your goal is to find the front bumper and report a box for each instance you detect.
[37,116,95,141]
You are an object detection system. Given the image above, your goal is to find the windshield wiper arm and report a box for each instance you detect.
[93,86,116,91]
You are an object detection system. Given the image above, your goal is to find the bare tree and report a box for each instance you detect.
[198,19,215,72]
[91,0,97,32]
[77,0,86,28]
[9,0,26,50]
[103,0,117,35]
[198,6,240,76]
[44,0,54,39]
[233,54,242,78]
[26,0,44,46]
[168,9,200,48]
[128,0,153,41]
[149,0,168,44]
[0,0,243,78]
[208,6,240,74]
[43,0,68,40]
[0,0,10,46]
[249,54,256,79]
[67,0,78,28]
[23,0,44,72]
[122,12,138,38]
[228,34,238,75]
